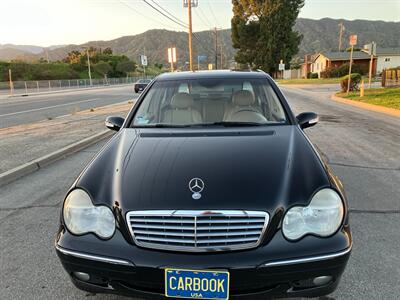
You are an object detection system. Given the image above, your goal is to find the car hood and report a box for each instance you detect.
[76,126,330,214]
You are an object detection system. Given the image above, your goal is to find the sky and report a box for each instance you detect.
[0,0,399,46]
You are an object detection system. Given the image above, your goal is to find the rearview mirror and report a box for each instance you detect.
[296,112,319,129]
[105,116,125,131]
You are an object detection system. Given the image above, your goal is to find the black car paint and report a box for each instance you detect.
[134,80,151,93]
[56,71,352,299]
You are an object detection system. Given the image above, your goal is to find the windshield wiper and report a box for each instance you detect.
[203,121,265,127]
[133,124,191,128]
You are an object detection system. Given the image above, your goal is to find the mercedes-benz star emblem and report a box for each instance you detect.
[189,178,204,200]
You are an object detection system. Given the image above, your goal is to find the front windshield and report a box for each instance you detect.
[132,78,288,127]
[138,79,151,84]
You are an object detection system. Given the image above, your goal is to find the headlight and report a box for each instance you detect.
[63,189,115,239]
[282,188,344,240]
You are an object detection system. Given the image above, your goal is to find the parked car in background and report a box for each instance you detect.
[134,79,151,93]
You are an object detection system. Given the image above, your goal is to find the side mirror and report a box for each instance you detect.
[105,116,125,131]
[296,112,319,129]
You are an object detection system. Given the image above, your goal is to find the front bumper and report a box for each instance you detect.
[55,226,352,299]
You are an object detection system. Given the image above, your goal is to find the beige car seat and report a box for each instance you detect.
[224,90,267,123]
[162,93,203,124]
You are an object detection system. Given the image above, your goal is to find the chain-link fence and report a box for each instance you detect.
[0,76,151,96]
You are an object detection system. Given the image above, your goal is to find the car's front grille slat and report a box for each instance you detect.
[135,236,197,244]
[133,230,196,237]
[195,230,262,237]
[132,224,195,230]
[130,218,194,224]
[127,210,269,252]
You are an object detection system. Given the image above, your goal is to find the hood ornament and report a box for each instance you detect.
[189,178,204,200]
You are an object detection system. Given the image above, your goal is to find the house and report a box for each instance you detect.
[369,48,400,73]
[311,51,374,78]
[300,54,318,78]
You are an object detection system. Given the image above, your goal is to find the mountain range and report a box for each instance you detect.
[1,18,399,65]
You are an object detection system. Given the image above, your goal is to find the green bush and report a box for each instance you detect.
[340,73,362,92]
[307,72,318,79]
[321,63,368,78]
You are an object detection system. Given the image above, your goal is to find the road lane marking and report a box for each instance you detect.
[0,98,101,117]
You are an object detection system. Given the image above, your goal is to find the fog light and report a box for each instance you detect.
[313,275,332,286]
[73,272,90,282]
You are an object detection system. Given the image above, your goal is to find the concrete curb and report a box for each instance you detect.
[331,94,400,118]
[0,130,113,187]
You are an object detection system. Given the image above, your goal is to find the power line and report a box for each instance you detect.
[141,0,188,29]
[121,0,212,65]
[194,7,210,28]
[145,1,210,57]
[193,33,210,54]
[149,0,188,27]
[118,0,173,30]
[206,0,221,27]
[198,6,214,27]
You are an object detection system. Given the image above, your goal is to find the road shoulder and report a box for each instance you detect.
[0,101,132,185]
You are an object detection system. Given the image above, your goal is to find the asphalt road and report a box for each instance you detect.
[0,84,399,299]
[0,85,137,128]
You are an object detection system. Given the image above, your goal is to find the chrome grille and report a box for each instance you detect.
[126,210,269,252]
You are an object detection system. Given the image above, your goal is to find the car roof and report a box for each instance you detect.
[155,70,270,81]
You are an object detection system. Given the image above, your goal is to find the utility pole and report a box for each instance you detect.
[143,46,146,78]
[44,48,50,63]
[8,69,14,96]
[347,35,357,94]
[347,45,354,94]
[338,23,345,52]
[168,47,177,72]
[220,44,224,69]
[214,27,218,69]
[368,42,376,88]
[188,0,193,71]
[86,48,92,86]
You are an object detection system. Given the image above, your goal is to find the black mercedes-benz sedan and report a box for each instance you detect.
[55,70,352,299]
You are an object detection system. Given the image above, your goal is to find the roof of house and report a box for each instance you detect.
[300,53,319,65]
[315,51,371,62]
[375,47,400,56]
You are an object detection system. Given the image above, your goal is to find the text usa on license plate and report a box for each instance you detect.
[165,268,229,299]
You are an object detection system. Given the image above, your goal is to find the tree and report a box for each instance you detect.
[63,50,82,64]
[93,61,112,78]
[103,47,113,55]
[231,0,304,74]
[116,60,136,75]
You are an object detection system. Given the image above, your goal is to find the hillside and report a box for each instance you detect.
[295,18,400,54]
[1,18,399,65]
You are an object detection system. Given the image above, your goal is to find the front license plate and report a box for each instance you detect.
[165,268,229,300]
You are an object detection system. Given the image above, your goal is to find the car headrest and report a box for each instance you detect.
[171,93,194,109]
[232,90,255,106]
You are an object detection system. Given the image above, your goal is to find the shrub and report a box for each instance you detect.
[338,63,367,76]
[307,72,318,79]
[321,63,368,78]
[340,73,362,92]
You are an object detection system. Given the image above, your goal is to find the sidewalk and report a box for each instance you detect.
[0,101,133,174]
